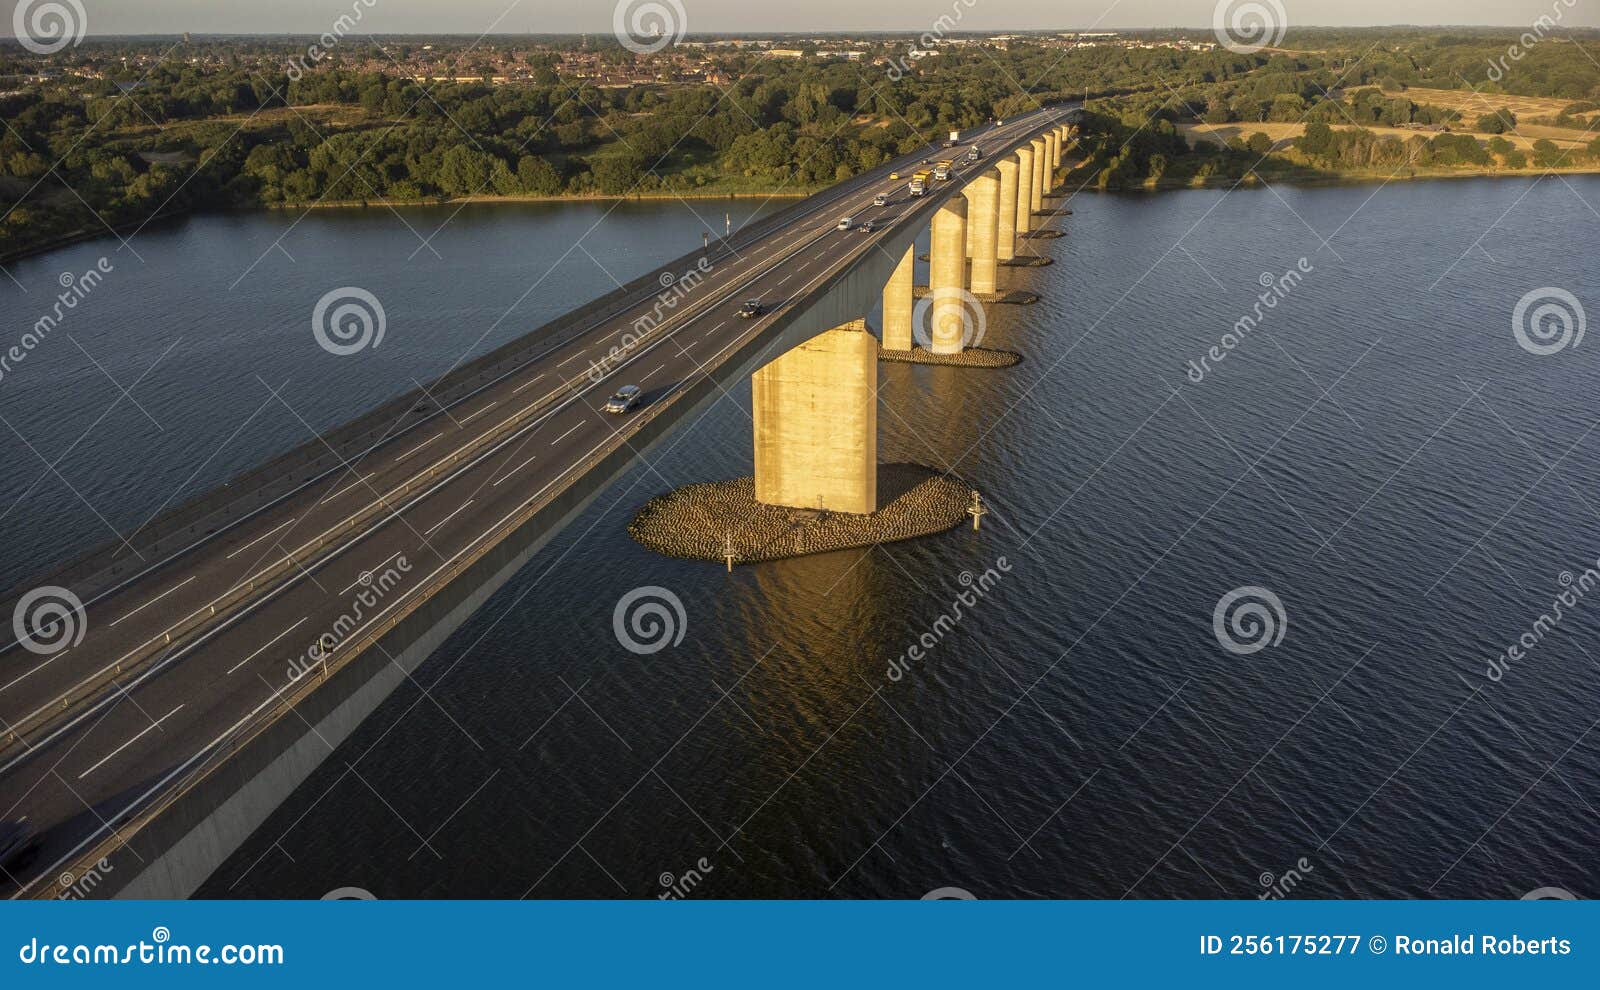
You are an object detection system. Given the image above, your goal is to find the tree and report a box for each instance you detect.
[1247,131,1273,155]
[1298,121,1333,158]
[1474,109,1516,134]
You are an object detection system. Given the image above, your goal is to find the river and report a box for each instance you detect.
[3,178,1596,899]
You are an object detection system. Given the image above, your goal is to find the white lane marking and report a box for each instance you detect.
[424,499,475,537]
[556,350,585,367]
[224,517,297,560]
[339,552,401,594]
[512,373,547,395]
[319,473,373,505]
[492,453,538,487]
[225,617,309,675]
[395,433,440,463]
[644,363,665,380]
[108,576,197,628]
[549,422,582,446]
[77,704,185,779]
[458,401,497,426]
[0,649,70,693]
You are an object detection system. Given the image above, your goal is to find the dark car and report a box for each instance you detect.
[0,820,37,872]
[737,299,763,319]
[604,385,642,414]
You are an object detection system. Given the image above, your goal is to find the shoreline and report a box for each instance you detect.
[7,166,1599,269]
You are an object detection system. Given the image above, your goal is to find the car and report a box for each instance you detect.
[889,171,900,180]
[836,216,855,231]
[873,193,888,207]
[860,220,876,233]
[0,821,36,872]
[920,157,930,165]
[604,385,642,414]
[737,299,763,319]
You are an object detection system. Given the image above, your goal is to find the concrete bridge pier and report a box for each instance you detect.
[1014,146,1034,236]
[882,243,915,351]
[963,168,1001,296]
[928,197,969,354]
[1044,132,1058,186]
[1029,138,1047,212]
[995,158,1019,262]
[752,320,878,514]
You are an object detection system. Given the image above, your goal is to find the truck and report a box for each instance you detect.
[933,160,953,181]
[946,129,960,146]
[908,170,931,196]
[966,145,982,162]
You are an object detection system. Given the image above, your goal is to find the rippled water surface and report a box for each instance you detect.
[5,178,1598,900]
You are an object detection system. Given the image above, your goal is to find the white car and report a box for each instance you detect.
[836,216,855,231]
[873,194,888,207]
[604,385,641,414]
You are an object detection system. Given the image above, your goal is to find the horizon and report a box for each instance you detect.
[5,0,1598,40]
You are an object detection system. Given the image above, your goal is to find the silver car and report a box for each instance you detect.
[605,385,641,414]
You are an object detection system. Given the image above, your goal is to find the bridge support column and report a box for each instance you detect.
[995,158,1018,261]
[1029,138,1047,212]
[1043,133,1056,188]
[963,168,1000,296]
[1014,147,1034,235]
[882,243,915,351]
[752,320,877,515]
[929,197,969,354]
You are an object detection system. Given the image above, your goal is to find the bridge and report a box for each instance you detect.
[0,106,1080,898]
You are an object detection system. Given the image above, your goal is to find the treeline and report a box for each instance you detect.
[0,42,1261,256]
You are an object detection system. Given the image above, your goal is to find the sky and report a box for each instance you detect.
[7,0,1599,38]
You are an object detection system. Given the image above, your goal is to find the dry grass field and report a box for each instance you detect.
[1352,85,1600,124]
